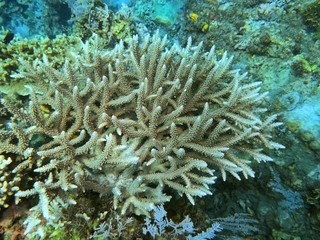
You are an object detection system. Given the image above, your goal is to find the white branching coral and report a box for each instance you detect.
[0,31,284,235]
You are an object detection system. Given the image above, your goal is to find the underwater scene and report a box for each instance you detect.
[0,0,319,239]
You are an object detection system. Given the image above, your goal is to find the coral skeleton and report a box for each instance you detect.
[0,31,284,235]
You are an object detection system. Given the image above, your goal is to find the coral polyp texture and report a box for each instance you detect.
[0,32,283,236]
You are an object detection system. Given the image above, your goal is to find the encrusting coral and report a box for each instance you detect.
[0,31,284,237]
[0,32,78,84]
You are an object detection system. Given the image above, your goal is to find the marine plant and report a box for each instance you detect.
[0,31,284,237]
[301,0,320,30]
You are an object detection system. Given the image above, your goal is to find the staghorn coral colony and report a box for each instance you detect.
[0,31,284,238]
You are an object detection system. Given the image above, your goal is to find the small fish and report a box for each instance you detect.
[2,31,14,44]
